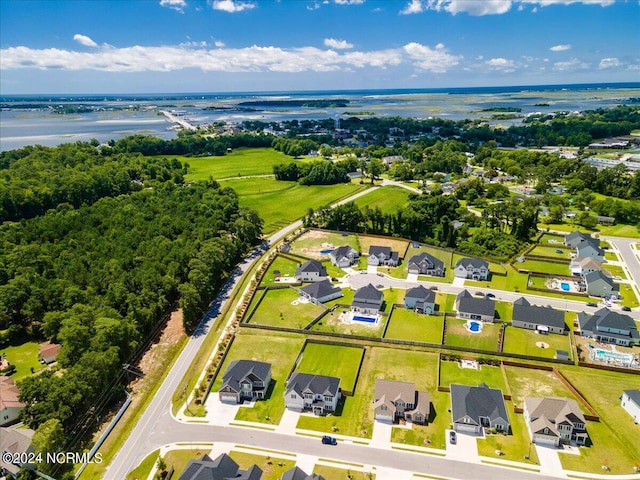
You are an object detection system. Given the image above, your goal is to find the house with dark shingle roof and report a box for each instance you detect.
[299,280,343,304]
[367,246,399,267]
[455,290,495,322]
[295,260,328,282]
[621,390,640,423]
[511,297,566,335]
[219,360,272,404]
[450,383,509,434]
[404,285,436,314]
[575,241,605,262]
[372,379,430,425]
[584,270,619,297]
[406,252,445,277]
[351,283,384,316]
[330,245,359,268]
[564,231,595,248]
[577,308,639,347]
[454,258,489,280]
[524,397,588,447]
[281,466,325,480]
[178,453,262,480]
[284,373,341,415]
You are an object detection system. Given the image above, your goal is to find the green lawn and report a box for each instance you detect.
[604,251,619,261]
[528,245,572,259]
[494,301,512,322]
[383,308,444,345]
[539,221,640,238]
[295,343,364,393]
[444,319,500,352]
[538,233,566,245]
[502,327,571,360]
[503,366,580,407]
[602,264,626,280]
[1,341,45,380]
[164,448,209,479]
[229,451,296,480]
[519,260,569,276]
[182,147,294,180]
[126,449,159,480]
[290,230,360,260]
[618,283,639,308]
[260,255,300,286]
[247,287,324,329]
[352,186,411,214]
[436,293,456,313]
[313,465,374,480]
[210,331,305,425]
[391,390,450,450]
[439,361,507,391]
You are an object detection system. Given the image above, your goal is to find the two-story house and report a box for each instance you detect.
[584,270,619,298]
[351,283,384,316]
[404,285,436,314]
[454,258,489,281]
[406,252,445,277]
[299,279,343,304]
[372,379,430,425]
[329,245,359,268]
[575,241,605,262]
[284,373,341,415]
[577,308,639,347]
[570,257,602,277]
[524,397,588,447]
[295,260,328,283]
[367,246,399,267]
[219,360,272,404]
[564,231,594,248]
[621,390,640,424]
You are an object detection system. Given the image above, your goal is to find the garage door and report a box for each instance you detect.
[455,423,478,433]
[375,414,393,423]
[535,436,558,447]
[219,393,238,404]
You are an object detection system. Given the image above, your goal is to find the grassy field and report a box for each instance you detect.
[310,310,388,338]
[1,341,45,380]
[210,331,305,425]
[618,283,639,308]
[247,287,324,329]
[229,451,296,480]
[295,343,364,393]
[519,260,569,276]
[444,319,500,352]
[352,185,411,214]
[604,251,619,261]
[259,255,300,286]
[357,234,410,260]
[182,147,293,180]
[290,230,360,260]
[313,465,374,480]
[528,245,572,259]
[439,361,507,391]
[503,366,580,407]
[502,327,571,359]
[163,448,207,478]
[539,222,640,238]
[125,449,159,480]
[383,308,444,344]
[219,177,366,234]
[603,264,626,279]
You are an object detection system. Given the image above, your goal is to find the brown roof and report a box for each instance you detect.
[0,376,24,410]
[525,397,586,426]
[39,342,61,359]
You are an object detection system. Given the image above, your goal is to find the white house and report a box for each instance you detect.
[368,246,399,267]
[454,258,489,281]
[0,377,24,427]
[284,373,341,415]
[621,390,640,424]
[295,260,328,282]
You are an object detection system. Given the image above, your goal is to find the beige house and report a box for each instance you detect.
[372,379,430,425]
[39,341,62,364]
[524,397,588,447]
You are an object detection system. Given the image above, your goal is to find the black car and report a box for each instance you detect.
[586,302,597,307]
[621,306,631,312]
[486,293,495,298]
[449,431,457,445]
[322,435,337,445]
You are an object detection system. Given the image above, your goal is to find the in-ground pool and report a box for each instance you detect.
[592,348,634,366]
[561,282,571,292]
[352,315,377,324]
[320,249,333,254]
[465,320,482,333]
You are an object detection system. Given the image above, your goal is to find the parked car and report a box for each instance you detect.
[322,435,337,445]
[475,291,485,297]
[621,306,631,312]
[429,286,438,291]
[586,302,597,307]
[485,293,495,298]
[449,431,457,445]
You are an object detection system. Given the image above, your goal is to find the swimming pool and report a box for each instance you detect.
[593,348,633,365]
[561,282,571,292]
[465,320,482,333]
[353,315,377,324]
[320,249,333,254]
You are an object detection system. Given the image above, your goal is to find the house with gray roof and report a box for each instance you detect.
[564,231,596,248]
[621,390,640,423]
[329,245,359,268]
[575,241,605,262]
[281,467,325,480]
[450,383,509,434]
[455,290,495,322]
[404,285,436,314]
[295,260,328,282]
[406,252,445,277]
[0,427,35,479]
[284,373,341,415]
[511,297,566,335]
[577,308,639,347]
[570,257,602,277]
[299,280,343,304]
[584,270,619,297]
[351,283,384,316]
[454,258,489,280]
[179,453,262,480]
[372,379,430,425]
[219,360,272,404]
[524,397,588,447]
[368,246,399,267]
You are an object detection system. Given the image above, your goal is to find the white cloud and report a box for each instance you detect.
[485,57,516,72]
[180,40,208,48]
[402,42,461,72]
[334,0,366,4]
[400,0,425,14]
[211,0,255,13]
[324,38,354,49]
[160,0,187,12]
[73,34,97,48]
[552,57,589,71]
[519,0,614,6]
[307,2,321,10]
[214,40,226,48]
[599,57,622,69]
[422,0,613,15]
[550,44,571,51]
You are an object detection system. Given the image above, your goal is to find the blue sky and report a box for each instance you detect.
[1,0,638,94]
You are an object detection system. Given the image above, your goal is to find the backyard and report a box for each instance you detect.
[357,234,410,261]
[294,342,365,393]
[444,319,501,352]
[502,328,572,360]
[0,341,45,380]
[259,255,300,286]
[247,287,325,329]
[528,245,572,259]
[439,360,507,391]
[502,366,580,407]
[290,229,360,261]
[383,308,444,345]
[310,310,388,338]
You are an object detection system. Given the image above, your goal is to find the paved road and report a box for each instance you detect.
[605,236,640,309]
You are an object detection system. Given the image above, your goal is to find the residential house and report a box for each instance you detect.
[299,280,343,304]
[284,373,341,415]
[575,241,605,262]
[450,383,510,434]
[38,341,61,364]
[372,379,430,425]
[0,377,24,426]
[548,186,567,195]
[0,427,35,479]
[329,245,359,268]
[295,260,328,282]
[281,467,325,480]
[367,246,399,267]
[584,270,619,297]
[577,308,639,347]
[351,283,384,316]
[596,215,615,225]
[381,155,404,166]
[564,231,595,248]
[404,285,436,314]
[219,360,272,404]
[570,257,602,277]
[524,397,588,447]
[455,290,495,323]
[406,252,445,277]
[621,390,640,423]
[511,297,566,335]
[454,258,489,281]
[179,453,262,480]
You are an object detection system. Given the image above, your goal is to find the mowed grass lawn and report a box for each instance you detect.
[290,230,359,260]
[182,147,294,180]
[219,177,366,234]
[502,327,571,359]
[247,287,323,329]
[313,466,373,480]
[1,341,45,380]
[439,361,507,391]
[352,185,411,214]
[528,245,572,259]
[295,343,364,393]
[229,451,296,480]
[163,449,208,479]
[519,259,569,276]
[211,331,305,425]
[560,367,640,474]
[503,366,580,407]
[260,255,300,286]
[383,308,444,344]
[444,318,500,352]
[618,282,639,308]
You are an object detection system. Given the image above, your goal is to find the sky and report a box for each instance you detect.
[0,0,638,94]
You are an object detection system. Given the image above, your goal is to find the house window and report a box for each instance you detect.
[396,401,404,408]
[304,394,313,399]
[290,394,297,399]
[381,405,387,411]
[324,396,333,402]
[495,424,503,431]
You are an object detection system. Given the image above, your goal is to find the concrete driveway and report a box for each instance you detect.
[275,408,301,434]
[370,420,393,448]
[535,444,567,477]
[446,430,480,463]
[204,396,241,426]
